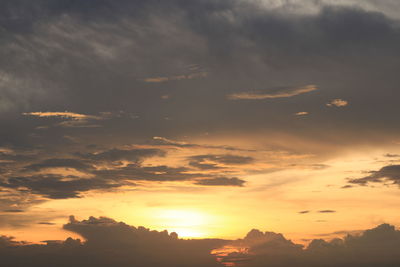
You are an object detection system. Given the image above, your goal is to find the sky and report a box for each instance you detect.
[1,0,400,266]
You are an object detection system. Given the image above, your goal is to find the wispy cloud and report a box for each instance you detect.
[22,111,116,128]
[23,111,99,120]
[142,72,207,83]
[228,85,318,100]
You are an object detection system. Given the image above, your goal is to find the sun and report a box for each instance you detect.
[157,209,212,238]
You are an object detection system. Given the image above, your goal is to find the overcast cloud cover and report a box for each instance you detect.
[1,0,400,266]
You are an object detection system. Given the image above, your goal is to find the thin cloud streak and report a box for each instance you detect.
[228,85,318,100]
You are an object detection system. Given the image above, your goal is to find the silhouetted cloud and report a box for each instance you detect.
[318,210,336,213]
[1,216,400,266]
[298,210,310,214]
[194,177,246,187]
[0,216,226,267]
[219,223,400,267]
[0,174,119,199]
[349,164,400,186]
[77,147,164,163]
[24,158,92,172]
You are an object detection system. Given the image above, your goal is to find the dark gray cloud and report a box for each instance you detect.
[194,177,246,187]
[0,145,251,201]
[318,210,336,213]
[298,210,310,214]
[2,209,24,213]
[23,158,92,172]
[349,164,400,186]
[0,174,119,199]
[151,137,254,152]
[77,148,165,163]
[0,0,399,146]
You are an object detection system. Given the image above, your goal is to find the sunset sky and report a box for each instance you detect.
[1,0,400,266]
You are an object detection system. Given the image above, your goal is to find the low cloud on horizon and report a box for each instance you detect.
[1,216,400,267]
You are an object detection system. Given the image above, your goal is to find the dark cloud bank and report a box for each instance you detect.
[0,146,247,203]
[1,0,400,147]
[0,216,400,267]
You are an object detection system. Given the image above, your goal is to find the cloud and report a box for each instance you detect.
[77,148,164,163]
[0,144,256,203]
[349,164,400,186]
[318,210,336,213]
[2,209,24,213]
[23,112,98,120]
[294,112,309,116]
[38,222,56,225]
[22,111,117,128]
[194,177,246,187]
[0,216,400,267]
[218,223,400,267]
[384,153,400,158]
[326,99,349,107]
[228,85,318,100]
[0,174,119,199]
[188,154,254,170]
[0,216,226,266]
[298,210,310,214]
[151,137,253,152]
[143,72,208,83]
[23,158,92,172]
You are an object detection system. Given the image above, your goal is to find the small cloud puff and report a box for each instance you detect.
[326,99,348,107]
[294,112,309,116]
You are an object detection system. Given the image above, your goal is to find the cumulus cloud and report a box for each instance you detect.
[0,216,400,267]
[218,223,400,267]
[228,85,318,100]
[0,216,225,267]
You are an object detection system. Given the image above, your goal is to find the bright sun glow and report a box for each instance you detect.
[157,209,211,238]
